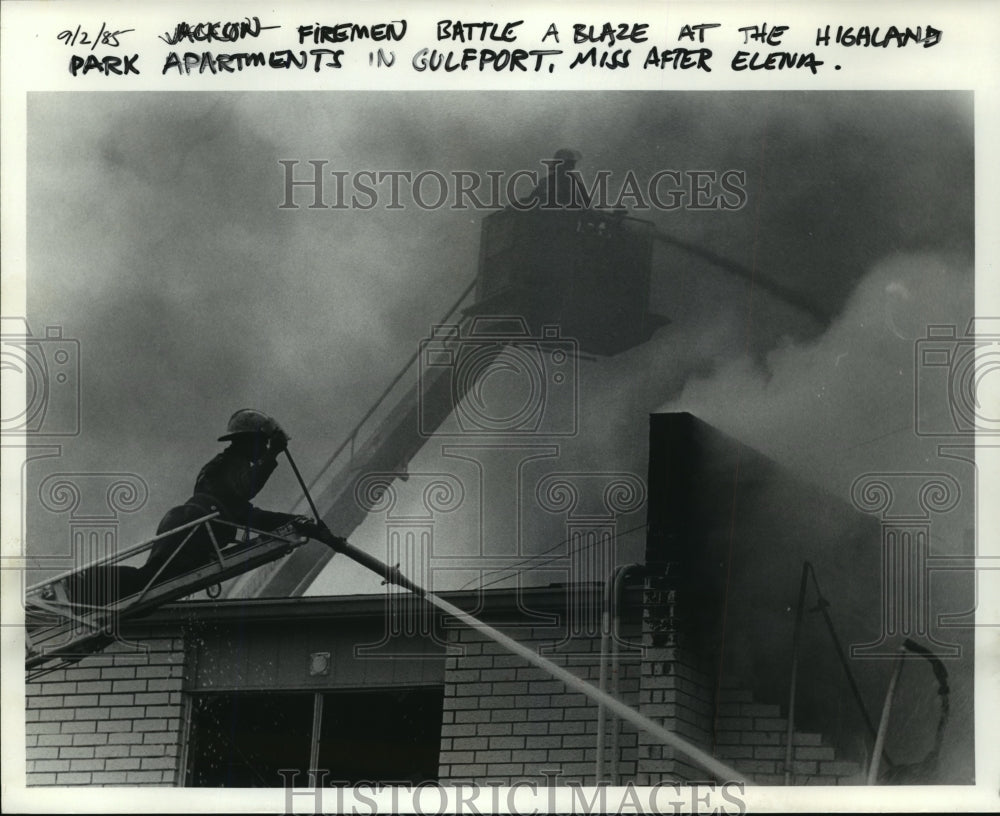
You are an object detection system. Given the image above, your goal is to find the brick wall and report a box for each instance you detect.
[25,626,187,786]
[635,575,866,786]
[635,645,715,783]
[435,610,865,787]
[634,651,865,785]
[23,596,866,788]
[437,624,642,786]
[713,687,864,785]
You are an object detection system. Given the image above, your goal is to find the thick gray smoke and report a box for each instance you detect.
[21,90,977,784]
[665,252,975,496]
[25,92,972,589]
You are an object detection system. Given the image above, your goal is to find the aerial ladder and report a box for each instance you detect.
[225,207,662,599]
[22,200,846,783]
[226,206,827,600]
[24,514,310,679]
[23,207,658,677]
[24,205,821,680]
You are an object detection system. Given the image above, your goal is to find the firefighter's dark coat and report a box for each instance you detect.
[69,439,294,605]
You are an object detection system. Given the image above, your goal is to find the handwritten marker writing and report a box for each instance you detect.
[298,21,407,44]
[572,23,649,46]
[159,17,280,45]
[738,24,789,46]
[643,47,712,71]
[436,20,523,42]
[677,23,721,43]
[412,48,561,72]
[69,54,139,76]
[57,23,134,49]
[569,48,632,70]
[162,50,344,74]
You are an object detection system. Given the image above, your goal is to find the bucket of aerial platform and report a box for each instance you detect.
[472,207,659,356]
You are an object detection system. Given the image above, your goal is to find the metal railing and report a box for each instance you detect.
[25,516,310,678]
[782,563,950,784]
[293,276,480,511]
[783,561,881,785]
[221,276,481,601]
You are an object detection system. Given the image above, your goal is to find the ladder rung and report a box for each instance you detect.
[26,527,309,672]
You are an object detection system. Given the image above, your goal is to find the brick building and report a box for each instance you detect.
[24,413,973,787]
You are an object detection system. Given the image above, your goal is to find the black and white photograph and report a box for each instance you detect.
[2,2,998,813]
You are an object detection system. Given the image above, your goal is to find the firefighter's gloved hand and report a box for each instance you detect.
[269,431,289,454]
[292,516,344,547]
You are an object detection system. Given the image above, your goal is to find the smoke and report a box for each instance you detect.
[661,252,974,501]
[309,250,974,596]
[24,91,973,580]
[19,90,978,780]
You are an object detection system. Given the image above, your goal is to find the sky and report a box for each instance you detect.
[22,91,974,601]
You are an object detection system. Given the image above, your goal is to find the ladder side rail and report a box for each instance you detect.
[25,513,306,607]
[24,596,104,632]
[26,512,221,596]
[27,519,305,616]
[26,522,306,640]
[225,281,481,601]
[131,521,208,604]
[26,528,310,669]
[303,275,480,494]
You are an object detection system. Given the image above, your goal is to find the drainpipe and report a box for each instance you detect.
[596,563,643,784]
[610,563,643,785]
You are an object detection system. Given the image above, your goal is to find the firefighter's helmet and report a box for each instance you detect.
[218,409,286,442]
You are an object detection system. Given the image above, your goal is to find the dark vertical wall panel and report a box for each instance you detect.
[645,412,972,768]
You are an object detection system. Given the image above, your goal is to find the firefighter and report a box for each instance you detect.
[522,147,590,209]
[67,410,320,606]
[143,409,316,583]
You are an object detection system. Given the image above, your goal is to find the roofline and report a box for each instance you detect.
[140,582,645,626]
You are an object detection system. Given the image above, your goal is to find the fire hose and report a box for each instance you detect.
[283,449,748,784]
